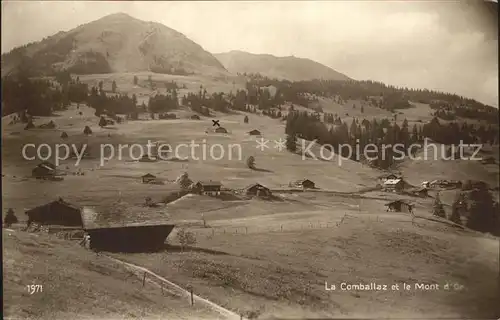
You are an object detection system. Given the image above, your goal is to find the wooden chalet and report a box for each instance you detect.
[383,179,405,192]
[141,173,157,184]
[248,129,261,136]
[385,200,413,213]
[245,183,272,197]
[81,202,174,252]
[214,127,228,134]
[291,179,316,189]
[192,180,222,196]
[32,161,57,179]
[25,198,83,227]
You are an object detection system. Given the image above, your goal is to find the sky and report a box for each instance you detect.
[1,1,498,107]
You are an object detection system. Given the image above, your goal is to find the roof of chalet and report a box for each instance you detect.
[245,183,270,190]
[196,180,222,187]
[248,129,261,134]
[294,179,314,184]
[383,179,403,185]
[385,200,412,206]
[142,173,156,178]
[81,201,171,230]
[26,198,82,214]
[34,161,56,171]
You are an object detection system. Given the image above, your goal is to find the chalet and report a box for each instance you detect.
[382,179,405,192]
[81,202,174,252]
[191,114,201,120]
[245,183,272,197]
[379,173,399,183]
[139,154,157,162]
[481,157,496,164]
[248,129,261,136]
[192,180,222,196]
[414,187,428,197]
[385,200,413,213]
[32,161,56,179]
[141,173,157,184]
[291,179,316,189]
[26,198,83,227]
[214,127,228,134]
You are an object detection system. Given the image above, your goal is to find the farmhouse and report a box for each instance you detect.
[382,179,405,192]
[32,161,56,179]
[379,173,400,183]
[385,200,413,213]
[192,180,222,196]
[81,202,174,252]
[248,129,261,136]
[291,179,316,189]
[141,173,157,184]
[414,187,428,197]
[214,127,228,134]
[26,198,83,227]
[245,183,272,197]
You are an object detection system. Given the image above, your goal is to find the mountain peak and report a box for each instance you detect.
[2,13,227,77]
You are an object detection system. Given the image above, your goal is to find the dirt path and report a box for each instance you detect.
[103,255,245,320]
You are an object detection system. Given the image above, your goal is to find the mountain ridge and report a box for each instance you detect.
[214,50,351,81]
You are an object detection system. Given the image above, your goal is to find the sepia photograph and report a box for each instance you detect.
[1,1,499,319]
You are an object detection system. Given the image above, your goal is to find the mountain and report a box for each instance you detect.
[214,50,351,81]
[1,13,227,77]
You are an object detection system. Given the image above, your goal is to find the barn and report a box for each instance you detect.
[383,179,405,192]
[245,183,272,197]
[248,129,261,136]
[25,198,83,227]
[32,161,56,179]
[291,179,316,189]
[214,127,228,134]
[192,180,222,196]
[141,173,157,183]
[385,200,413,213]
[81,202,174,252]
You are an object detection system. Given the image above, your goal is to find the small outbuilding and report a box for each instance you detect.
[385,200,413,213]
[214,127,228,134]
[191,114,201,120]
[291,179,316,189]
[141,173,157,184]
[245,183,272,197]
[32,161,57,179]
[26,198,83,227]
[248,129,261,136]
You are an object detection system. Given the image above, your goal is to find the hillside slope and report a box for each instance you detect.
[1,13,227,77]
[214,50,351,81]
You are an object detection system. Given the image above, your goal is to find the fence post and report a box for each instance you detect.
[280,225,283,232]
[142,272,146,287]
[190,287,194,306]
[245,227,248,234]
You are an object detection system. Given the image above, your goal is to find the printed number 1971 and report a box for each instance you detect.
[27,284,43,294]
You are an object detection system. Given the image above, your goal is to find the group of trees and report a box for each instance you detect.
[87,86,137,118]
[422,117,498,145]
[181,86,231,115]
[433,187,500,236]
[284,111,423,169]
[242,75,498,123]
[1,72,86,117]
